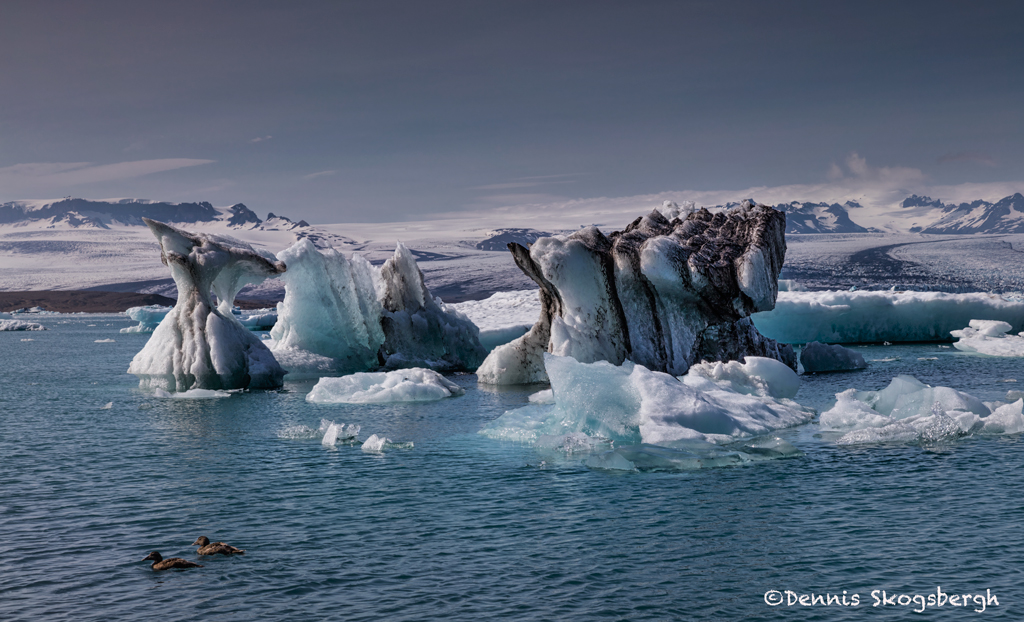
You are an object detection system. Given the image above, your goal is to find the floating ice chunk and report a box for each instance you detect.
[799,341,867,373]
[683,356,800,399]
[120,305,171,333]
[128,219,286,392]
[819,389,896,430]
[238,309,278,331]
[99,402,113,410]
[480,354,813,447]
[528,389,555,404]
[94,339,116,343]
[359,434,410,452]
[981,400,1024,434]
[951,319,1024,356]
[306,368,465,404]
[0,320,46,331]
[378,243,487,371]
[320,421,361,447]
[753,290,1024,344]
[153,387,232,398]
[20,338,34,342]
[270,239,384,376]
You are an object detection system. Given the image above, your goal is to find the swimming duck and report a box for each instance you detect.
[142,551,203,570]
[192,536,245,556]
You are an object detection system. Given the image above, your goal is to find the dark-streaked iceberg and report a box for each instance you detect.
[478,202,794,384]
[127,219,287,391]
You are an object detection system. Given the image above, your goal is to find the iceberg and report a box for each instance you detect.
[127,219,287,391]
[951,319,1024,356]
[237,309,277,331]
[480,354,813,447]
[0,319,46,331]
[478,203,795,385]
[818,374,1024,444]
[120,305,171,333]
[378,243,488,370]
[753,290,1024,344]
[799,341,867,373]
[306,368,465,404]
[269,238,385,377]
[449,289,542,351]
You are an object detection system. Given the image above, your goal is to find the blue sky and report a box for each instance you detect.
[1,0,1021,222]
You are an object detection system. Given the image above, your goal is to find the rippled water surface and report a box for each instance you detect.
[3,316,1024,620]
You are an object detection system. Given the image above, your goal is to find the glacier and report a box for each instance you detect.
[753,290,1024,344]
[127,219,287,391]
[819,374,1024,444]
[950,319,1024,357]
[480,354,813,449]
[478,202,794,385]
[306,368,465,404]
[799,341,867,373]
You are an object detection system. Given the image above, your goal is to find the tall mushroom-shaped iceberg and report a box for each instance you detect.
[128,218,287,391]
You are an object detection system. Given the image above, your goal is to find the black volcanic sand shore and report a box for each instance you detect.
[0,291,176,313]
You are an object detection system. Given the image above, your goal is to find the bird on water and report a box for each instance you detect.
[142,551,203,570]
[192,536,245,556]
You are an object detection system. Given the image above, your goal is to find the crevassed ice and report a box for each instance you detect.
[306,368,465,404]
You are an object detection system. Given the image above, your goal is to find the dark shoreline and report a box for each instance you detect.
[0,291,177,313]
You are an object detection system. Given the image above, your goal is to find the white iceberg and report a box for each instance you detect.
[306,368,465,404]
[127,219,287,392]
[753,290,1024,344]
[799,341,868,373]
[321,420,361,446]
[951,319,1024,356]
[480,354,812,447]
[449,289,541,351]
[120,305,171,333]
[269,238,385,377]
[0,319,46,331]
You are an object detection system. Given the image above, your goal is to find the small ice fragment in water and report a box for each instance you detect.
[94,339,115,343]
[99,402,113,410]
[917,357,938,361]
[153,387,232,399]
[361,434,388,452]
[20,338,34,342]
[320,421,361,447]
[1002,379,1017,382]
[528,389,554,404]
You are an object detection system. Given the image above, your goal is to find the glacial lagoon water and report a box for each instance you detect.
[3,315,1024,620]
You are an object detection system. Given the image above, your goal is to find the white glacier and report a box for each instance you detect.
[306,368,465,404]
[799,341,868,373]
[127,219,287,392]
[951,319,1024,356]
[753,290,1024,344]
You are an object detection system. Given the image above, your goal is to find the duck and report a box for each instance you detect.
[192,536,245,556]
[142,551,203,570]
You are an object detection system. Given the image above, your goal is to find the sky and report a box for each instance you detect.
[0,0,1022,224]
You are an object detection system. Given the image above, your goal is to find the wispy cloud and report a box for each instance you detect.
[472,173,582,191]
[937,150,996,166]
[302,170,337,180]
[249,135,273,143]
[0,159,215,186]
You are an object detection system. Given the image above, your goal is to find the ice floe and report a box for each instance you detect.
[120,305,171,333]
[0,319,46,331]
[306,368,465,404]
[153,387,232,398]
[799,341,867,373]
[753,290,1024,344]
[951,319,1024,356]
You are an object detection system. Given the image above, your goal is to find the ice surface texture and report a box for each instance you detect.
[127,219,287,391]
[951,319,1024,356]
[269,238,385,376]
[377,242,487,371]
[753,290,1024,344]
[478,202,794,384]
[0,319,46,331]
[799,341,868,373]
[120,305,171,333]
[480,354,812,447]
[819,374,1024,444]
[307,368,465,403]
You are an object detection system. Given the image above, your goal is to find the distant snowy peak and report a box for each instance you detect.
[475,228,553,251]
[919,193,1024,234]
[0,197,269,230]
[774,201,871,234]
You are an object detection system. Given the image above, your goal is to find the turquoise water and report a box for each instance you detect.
[2,316,1023,620]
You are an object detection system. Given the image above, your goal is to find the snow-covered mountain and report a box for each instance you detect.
[773,201,872,234]
[0,198,265,229]
[917,193,1024,234]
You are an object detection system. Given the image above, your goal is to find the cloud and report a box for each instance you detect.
[249,135,273,143]
[0,159,215,187]
[937,151,996,166]
[472,174,582,191]
[302,170,337,180]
